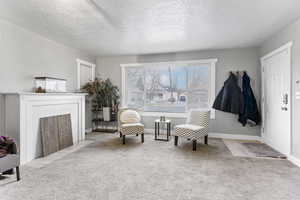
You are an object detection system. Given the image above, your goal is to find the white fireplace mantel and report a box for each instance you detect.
[0,92,87,164]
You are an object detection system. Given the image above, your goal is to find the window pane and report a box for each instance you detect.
[185,64,210,110]
[144,65,186,112]
[124,62,211,113]
[125,67,144,109]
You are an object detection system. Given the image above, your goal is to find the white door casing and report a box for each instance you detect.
[77,59,96,90]
[261,42,292,156]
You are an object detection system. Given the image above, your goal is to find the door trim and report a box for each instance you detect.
[260,41,293,155]
[261,42,293,61]
[76,59,96,90]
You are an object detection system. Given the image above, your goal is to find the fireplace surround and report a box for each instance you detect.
[0,93,86,164]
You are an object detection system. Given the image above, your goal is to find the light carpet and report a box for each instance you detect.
[1,133,300,200]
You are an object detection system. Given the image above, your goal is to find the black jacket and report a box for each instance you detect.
[238,73,260,126]
[213,73,244,114]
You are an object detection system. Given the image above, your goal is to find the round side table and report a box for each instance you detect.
[154,119,171,141]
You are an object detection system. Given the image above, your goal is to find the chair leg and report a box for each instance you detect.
[193,140,197,151]
[2,169,13,175]
[174,136,178,146]
[16,166,20,181]
[122,135,126,144]
[204,135,208,145]
[120,132,122,138]
[141,133,144,143]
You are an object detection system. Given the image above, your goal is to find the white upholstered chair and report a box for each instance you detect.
[174,110,210,151]
[118,108,144,144]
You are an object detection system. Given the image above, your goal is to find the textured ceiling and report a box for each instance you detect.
[1,0,300,56]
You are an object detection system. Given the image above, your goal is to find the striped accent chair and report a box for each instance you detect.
[118,108,144,144]
[174,110,210,151]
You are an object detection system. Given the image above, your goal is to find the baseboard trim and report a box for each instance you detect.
[144,129,154,134]
[209,132,262,141]
[144,129,261,141]
[288,155,300,167]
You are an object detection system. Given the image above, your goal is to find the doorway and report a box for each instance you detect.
[261,42,292,156]
[77,59,96,90]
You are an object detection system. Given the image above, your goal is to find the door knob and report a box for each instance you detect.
[283,94,288,105]
[281,107,288,111]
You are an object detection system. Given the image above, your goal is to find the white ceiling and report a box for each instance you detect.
[1,0,300,56]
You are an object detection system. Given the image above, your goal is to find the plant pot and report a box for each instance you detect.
[103,107,111,121]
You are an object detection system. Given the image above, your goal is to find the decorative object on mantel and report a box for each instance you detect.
[34,77,67,93]
[82,78,120,132]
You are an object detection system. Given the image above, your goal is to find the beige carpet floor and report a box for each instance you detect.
[1,133,300,200]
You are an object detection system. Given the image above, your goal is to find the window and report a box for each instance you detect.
[121,59,217,118]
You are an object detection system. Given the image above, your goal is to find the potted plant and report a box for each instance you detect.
[82,78,120,121]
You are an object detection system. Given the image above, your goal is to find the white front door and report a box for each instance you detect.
[261,43,292,156]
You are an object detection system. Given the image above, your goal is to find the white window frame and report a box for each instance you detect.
[76,59,96,90]
[121,59,217,119]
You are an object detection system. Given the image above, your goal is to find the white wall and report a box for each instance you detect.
[260,18,300,159]
[97,47,261,136]
[0,19,96,130]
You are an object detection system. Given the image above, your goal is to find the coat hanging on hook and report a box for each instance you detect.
[213,73,244,114]
[238,72,261,126]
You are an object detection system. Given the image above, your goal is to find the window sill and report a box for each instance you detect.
[141,112,188,118]
[140,110,215,119]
